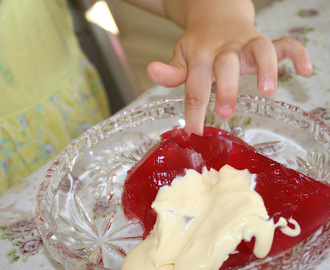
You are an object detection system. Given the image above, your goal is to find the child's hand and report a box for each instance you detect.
[147,0,313,136]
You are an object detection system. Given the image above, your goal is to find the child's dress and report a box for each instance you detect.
[0,0,111,193]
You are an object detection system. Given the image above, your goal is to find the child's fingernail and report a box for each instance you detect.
[262,79,275,92]
[305,61,313,72]
[218,105,233,118]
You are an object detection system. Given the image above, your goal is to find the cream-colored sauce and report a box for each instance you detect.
[122,165,300,270]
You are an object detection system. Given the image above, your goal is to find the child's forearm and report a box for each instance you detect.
[120,0,256,30]
[163,0,255,29]
[118,0,166,17]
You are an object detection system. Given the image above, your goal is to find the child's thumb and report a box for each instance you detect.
[147,55,187,87]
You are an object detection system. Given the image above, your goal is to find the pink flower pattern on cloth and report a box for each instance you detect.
[1,219,42,263]
[8,220,37,239]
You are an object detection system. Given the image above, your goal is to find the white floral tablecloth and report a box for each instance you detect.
[0,0,329,269]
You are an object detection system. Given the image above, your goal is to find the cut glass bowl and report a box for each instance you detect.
[36,95,329,270]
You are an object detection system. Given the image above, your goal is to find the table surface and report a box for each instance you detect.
[1,0,329,269]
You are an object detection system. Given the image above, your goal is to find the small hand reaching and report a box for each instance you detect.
[146,0,313,136]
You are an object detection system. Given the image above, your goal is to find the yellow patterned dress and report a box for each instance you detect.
[0,0,111,193]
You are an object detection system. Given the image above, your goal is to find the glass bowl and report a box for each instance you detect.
[36,95,330,270]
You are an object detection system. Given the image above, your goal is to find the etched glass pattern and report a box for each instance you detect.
[36,95,329,270]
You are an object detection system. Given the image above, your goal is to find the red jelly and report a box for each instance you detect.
[122,127,330,269]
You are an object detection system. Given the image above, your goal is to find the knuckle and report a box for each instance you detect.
[215,48,239,65]
[273,36,293,48]
[192,48,213,62]
[219,86,236,93]
[252,36,272,47]
[185,94,205,108]
[278,36,295,44]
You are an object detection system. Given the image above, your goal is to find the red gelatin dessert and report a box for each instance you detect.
[122,127,330,269]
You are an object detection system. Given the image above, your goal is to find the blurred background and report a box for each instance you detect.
[69,0,275,113]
